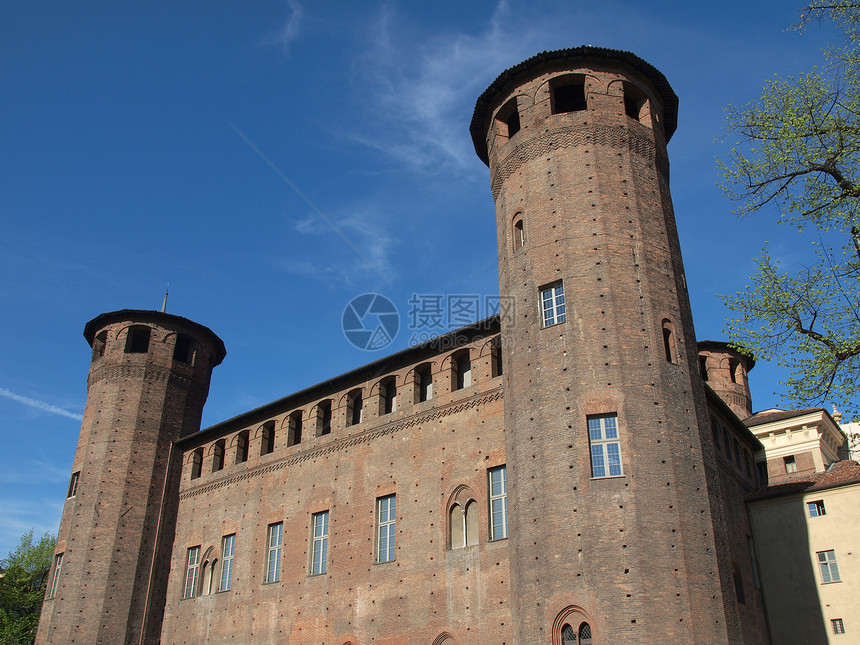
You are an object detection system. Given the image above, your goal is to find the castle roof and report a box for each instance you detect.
[84,309,226,365]
[744,407,832,427]
[470,46,679,164]
[697,340,756,370]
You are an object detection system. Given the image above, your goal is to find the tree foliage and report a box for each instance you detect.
[0,531,56,645]
[720,3,860,418]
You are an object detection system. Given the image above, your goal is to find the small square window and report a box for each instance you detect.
[807,500,826,517]
[540,283,566,327]
[832,618,846,635]
[784,455,797,474]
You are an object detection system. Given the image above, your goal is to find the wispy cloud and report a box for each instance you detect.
[265,0,304,55]
[0,388,83,421]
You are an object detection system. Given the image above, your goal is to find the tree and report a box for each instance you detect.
[719,3,860,418]
[0,531,55,645]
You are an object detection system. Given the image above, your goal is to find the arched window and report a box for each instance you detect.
[551,74,587,114]
[316,400,332,436]
[347,389,363,426]
[380,377,397,415]
[212,440,225,473]
[124,325,151,354]
[513,216,525,250]
[662,319,677,363]
[235,430,249,464]
[496,97,520,138]
[491,336,503,377]
[452,350,471,391]
[465,500,478,546]
[562,624,576,645]
[190,448,203,480]
[173,333,194,364]
[92,331,107,361]
[623,81,649,123]
[699,355,709,381]
[260,421,275,456]
[578,623,593,645]
[415,364,433,402]
[288,411,303,446]
[450,504,465,549]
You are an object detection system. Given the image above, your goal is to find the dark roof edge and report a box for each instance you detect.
[180,315,501,446]
[704,384,763,451]
[83,309,226,365]
[470,46,679,164]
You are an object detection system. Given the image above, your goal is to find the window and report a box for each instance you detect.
[489,466,508,540]
[818,550,841,583]
[623,81,648,122]
[190,448,203,480]
[744,450,753,478]
[562,624,576,645]
[173,334,193,364]
[47,553,63,599]
[450,500,478,549]
[381,378,397,415]
[183,546,200,599]
[260,421,275,456]
[784,455,797,474]
[67,471,80,498]
[711,417,721,451]
[808,500,827,517]
[288,411,303,446]
[832,619,846,635]
[317,401,332,436]
[541,283,566,327]
[311,511,329,575]
[756,461,768,483]
[265,523,282,583]
[453,350,472,390]
[662,319,677,363]
[92,331,107,360]
[561,622,593,645]
[212,439,225,473]
[124,325,151,354]
[729,358,740,383]
[732,438,742,469]
[724,428,733,462]
[496,97,520,138]
[417,364,433,402]
[233,430,249,464]
[551,75,587,113]
[491,336,503,377]
[219,534,235,591]
[588,414,623,478]
[347,390,363,426]
[513,216,525,250]
[578,623,593,645]
[376,495,396,563]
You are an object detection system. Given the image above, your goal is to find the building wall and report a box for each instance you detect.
[161,333,511,645]
[750,482,860,644]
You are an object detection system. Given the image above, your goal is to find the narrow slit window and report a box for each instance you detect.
[347,390,363,426]
[288,411,303,446]
[317,401,332,436]
[491,336,503,377]
[212,439,225,473]
[260,422,275,456]
[67,471,80,498]
[453,350,471,391]
[190,448,203,480]
[662,319,677,363]
[699,355,709,380]
[417,365,433,402]
[381,378,397,415]
[513,217,525,250]
[236,430,249,464]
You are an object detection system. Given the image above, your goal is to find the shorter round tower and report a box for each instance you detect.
[37,310,225,645]
[698,341,755,419]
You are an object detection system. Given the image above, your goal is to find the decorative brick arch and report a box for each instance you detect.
[552,605,595,645]
[432,632,460,645]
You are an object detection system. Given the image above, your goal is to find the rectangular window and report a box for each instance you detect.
[588,414,623,478]
[818,550,841,584]
[376,495,396,563]
[808,500,826,517]
[489,465,508,540]
[47,553,63,599]
[784,455,797,474]
[540,283,566,327]
[311,511,329,575]
[219,534,235,591]
[183,546,200,599]
[832,618,846,635]
[67,471,80,498]
[265,523,282,583]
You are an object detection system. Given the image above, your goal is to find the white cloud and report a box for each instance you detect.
[266,0,304,55]
[0,387,83,421]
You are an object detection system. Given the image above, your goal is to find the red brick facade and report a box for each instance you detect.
[37,48,770,644]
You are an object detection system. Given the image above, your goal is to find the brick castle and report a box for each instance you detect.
[37,47,771,644]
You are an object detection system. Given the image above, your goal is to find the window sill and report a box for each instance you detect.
[821,580,842,585]
[590,475,626,481]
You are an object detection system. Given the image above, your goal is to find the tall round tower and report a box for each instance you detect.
[36,310,225,645]
[471,48,738,643]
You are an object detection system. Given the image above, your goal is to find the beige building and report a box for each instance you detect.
[745,407,859,643]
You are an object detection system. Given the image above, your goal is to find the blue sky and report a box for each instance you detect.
[0,1,841,556]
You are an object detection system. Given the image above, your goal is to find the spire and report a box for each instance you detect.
[161,284,169,313]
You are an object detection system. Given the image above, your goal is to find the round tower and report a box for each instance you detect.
[471,48,736,643]
[698,340,755,419]
[36,310,225,645]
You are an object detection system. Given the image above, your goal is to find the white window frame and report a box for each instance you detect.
[311,511,329,575]
[588,414,623,478]
[832,618,846,635]
[489,465,508,540]
[47,552,63,599]
[376,495,396,563]
[67,472,79,498]
[818,550,841,584]
[183,546,200,599]
[540,283,566,327]
[807,500,826,517]
[265,523,282,583]
[219,534,235,591]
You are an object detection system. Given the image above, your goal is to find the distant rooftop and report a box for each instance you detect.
[748,460,860,502]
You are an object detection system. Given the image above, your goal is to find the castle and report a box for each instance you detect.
[37,47,775,644]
